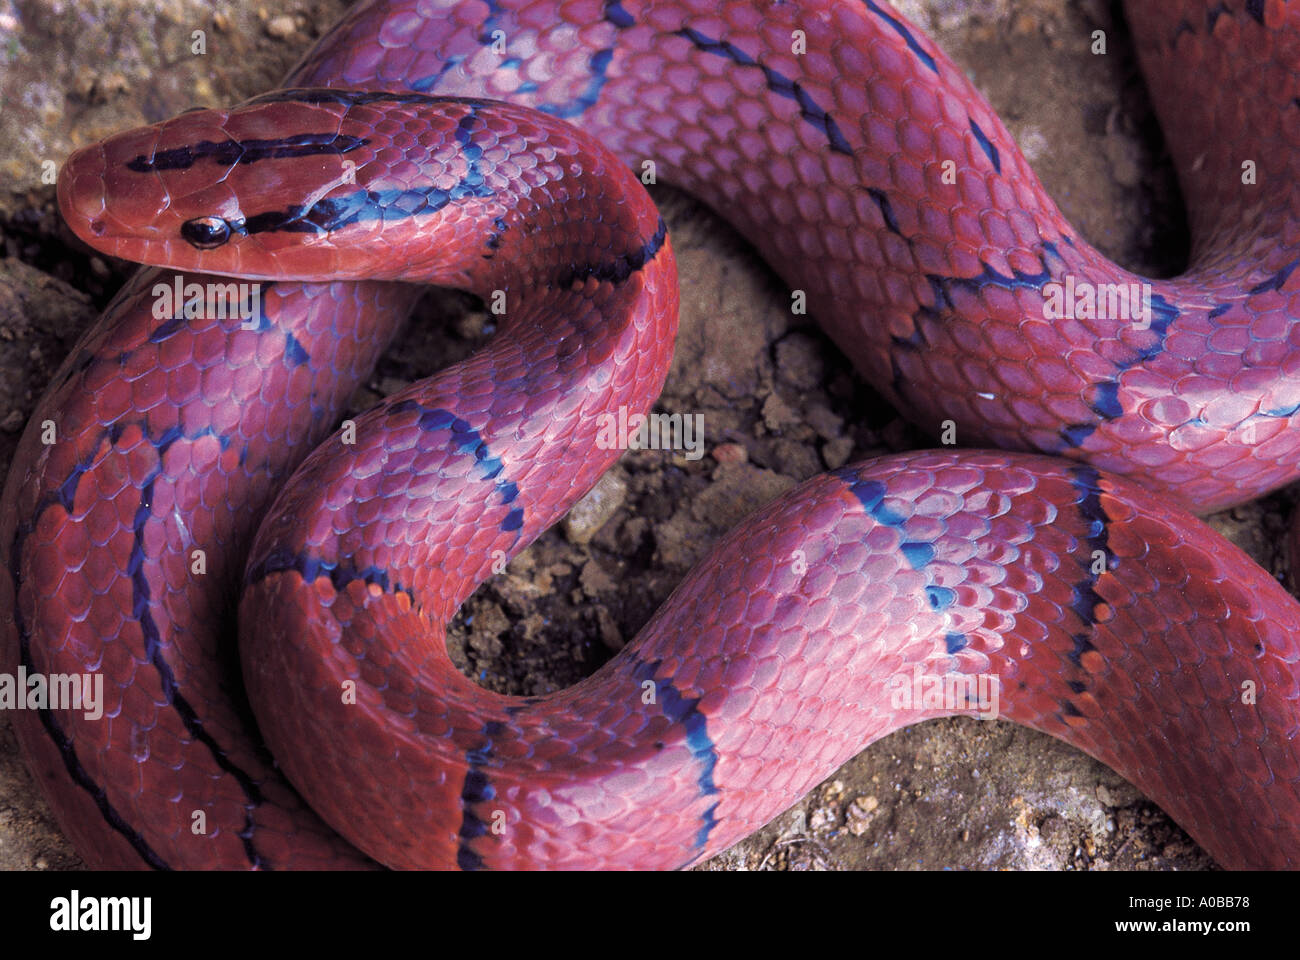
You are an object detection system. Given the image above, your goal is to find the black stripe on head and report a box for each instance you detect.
[232,178,496,237]
[127,134,370,172]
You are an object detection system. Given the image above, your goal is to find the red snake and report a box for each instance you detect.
[3,0,1300,869]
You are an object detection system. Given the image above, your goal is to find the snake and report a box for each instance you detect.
[3,0,1299,870]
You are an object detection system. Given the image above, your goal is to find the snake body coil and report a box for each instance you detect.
[4,0,1300,869]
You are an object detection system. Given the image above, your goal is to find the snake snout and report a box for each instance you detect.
[57,140,112,247]
[59,123,185,261]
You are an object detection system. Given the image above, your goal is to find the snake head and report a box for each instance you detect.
[57,91,505,283]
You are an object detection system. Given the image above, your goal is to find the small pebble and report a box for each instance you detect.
[266,15,296,39]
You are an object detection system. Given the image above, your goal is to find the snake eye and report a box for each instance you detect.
[181,216,232,249]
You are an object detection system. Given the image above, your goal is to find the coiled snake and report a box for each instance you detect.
[3,0,1299,869]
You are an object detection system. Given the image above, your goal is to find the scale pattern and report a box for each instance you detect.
[2,0,1300,869]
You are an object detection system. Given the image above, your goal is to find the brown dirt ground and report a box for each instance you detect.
[1,0,1289,871]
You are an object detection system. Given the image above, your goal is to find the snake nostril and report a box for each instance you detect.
[89,219,106,236]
